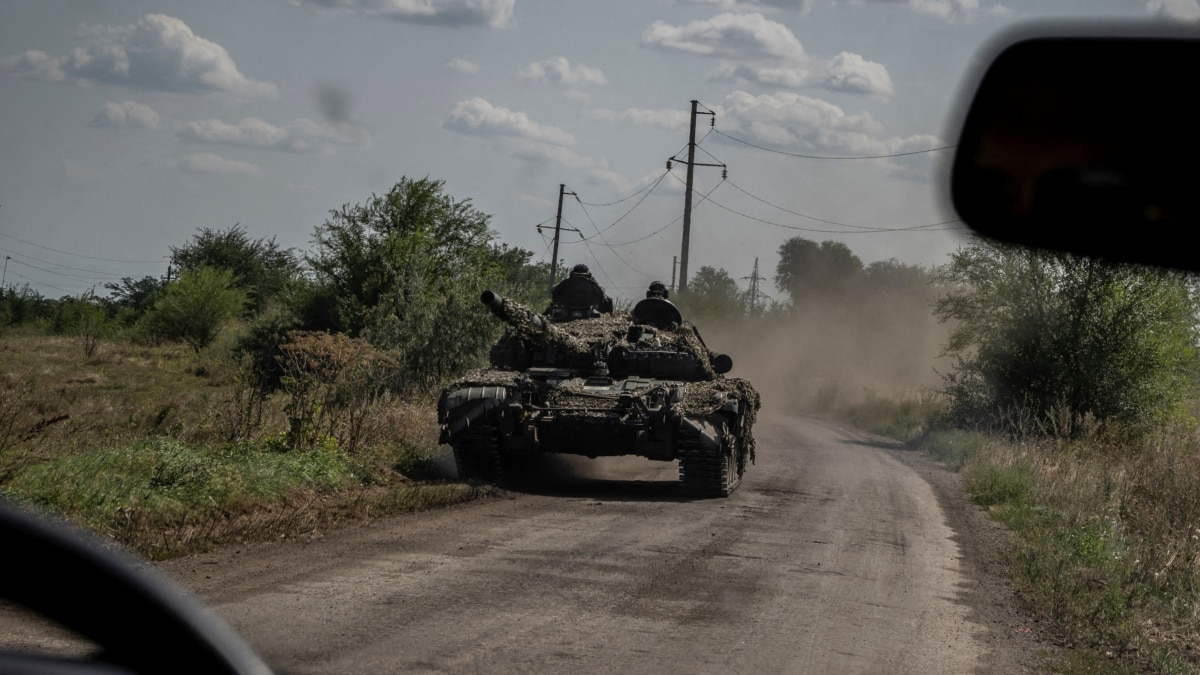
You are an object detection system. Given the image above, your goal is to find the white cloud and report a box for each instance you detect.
[647,14,893,97]
[642,12,805,61]
[720,90,942,155]
[518,57,607,86]
[178,152,261,176]
[710,62,811,88]
[1,50,66,81]
[563,89,591,103]
[1147,0,1200,20]
[446,57,480,73]
[818,51,894,97]
[587,108,690,132]
[714,54,893,96]
[678,0,1009,22]
[1,15,275,97]
[679,0,813,8]
[504,139,631,192]
[178,116,370,152]
[90,101,160,129]
[904,0,1010,21]
[291,0,515,28]
[180,118,295,150]
[444,98,575,146]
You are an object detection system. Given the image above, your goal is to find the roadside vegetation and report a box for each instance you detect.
[812,238,1200,674]
[0,177,548,559]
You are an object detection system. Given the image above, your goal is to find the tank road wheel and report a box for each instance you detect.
[679,419,741,498]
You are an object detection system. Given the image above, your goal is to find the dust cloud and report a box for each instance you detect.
[701,293,950,415]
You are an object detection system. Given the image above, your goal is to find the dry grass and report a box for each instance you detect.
[830,390,1200,672]
[966,430,1200,672]
[0,327,477,560]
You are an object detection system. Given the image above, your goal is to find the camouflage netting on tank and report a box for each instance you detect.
[542,379,666,410]
[679,376,762,460]
[443,368,522,390]
[493,293,721,379]
[515,312,631,359]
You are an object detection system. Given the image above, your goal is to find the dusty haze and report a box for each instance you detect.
[702,291,949,415]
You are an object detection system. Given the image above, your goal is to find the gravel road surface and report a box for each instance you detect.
[151,413,1041,673]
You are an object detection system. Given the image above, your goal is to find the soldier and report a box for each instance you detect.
[646,281,669,300]
[549,263,613,318]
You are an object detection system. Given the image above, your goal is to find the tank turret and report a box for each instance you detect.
[481,290,604,370]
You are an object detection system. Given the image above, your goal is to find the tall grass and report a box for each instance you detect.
[963,431,1200,672]
[0,330,476,559]
[829,390,1200,672]
[814,384,944,442]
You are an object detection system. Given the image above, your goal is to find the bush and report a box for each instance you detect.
[139,267,246,352]
[278,331,399,452]
[935,238,1200,434]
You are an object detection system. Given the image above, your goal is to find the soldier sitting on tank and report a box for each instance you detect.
[547,263,614,321]
[632,281,682,331]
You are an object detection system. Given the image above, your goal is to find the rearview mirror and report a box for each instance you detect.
[951,25,1200,271]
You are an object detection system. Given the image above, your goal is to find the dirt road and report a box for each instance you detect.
[152,414,1038,674]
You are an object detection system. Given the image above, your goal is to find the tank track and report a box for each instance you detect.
[451,433,504,484]
[677,418,742,498]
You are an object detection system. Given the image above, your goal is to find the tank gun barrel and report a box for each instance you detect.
[480,290,548,332]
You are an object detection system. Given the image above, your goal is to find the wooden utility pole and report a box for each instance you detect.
[549,183,566,295]
[670,255,678,294]
[546,183,578,295]
[671,100,720,293]
[679,101,698,293]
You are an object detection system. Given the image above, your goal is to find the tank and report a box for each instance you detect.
[437,273,760,498]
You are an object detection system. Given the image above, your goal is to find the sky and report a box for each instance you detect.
[1,0,1194,303]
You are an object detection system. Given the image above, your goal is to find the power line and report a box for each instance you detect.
[712,128,955,160]
[705,196,967,234]
[6,257,126,283]
[5,268,86,296]
[724,180,961,232]
[573,197,660,279]
[558,216,623,300]
[0,247,145,278]
[573,171,669,242]
[0,232,164,263]
[577,170,667,207]
[599,173,724,248]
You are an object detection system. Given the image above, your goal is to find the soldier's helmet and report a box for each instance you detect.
[570,264,591,277]
[646,280,669,300]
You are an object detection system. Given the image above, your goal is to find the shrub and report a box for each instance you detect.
[139,267,246,352]
[935,238,1200,434]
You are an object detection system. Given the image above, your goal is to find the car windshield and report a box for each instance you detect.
[1,2,1196,673]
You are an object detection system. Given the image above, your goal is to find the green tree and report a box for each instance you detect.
[140,267,247,352]
[103,275,165,321]
[676,266,743,325]
[774,238,863,307]
[306,177,545,388]
[935,238,1200,432]
[0,284,50,328]
[50,291,110,357]
[859,259,930,297]
[170,224,299,316]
